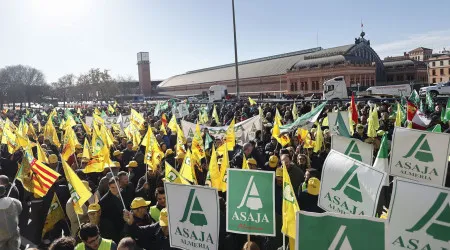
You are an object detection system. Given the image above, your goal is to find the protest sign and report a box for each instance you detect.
[389,127,450,186]
[182,116,261,145]
[226,169,275,236]
[327,111,350,135]
[331,135,374,165]
[165,182,220,250]
[388,178,450,250]
[85,115,130,128]
[296,211,387,250]
[318,150,386,217]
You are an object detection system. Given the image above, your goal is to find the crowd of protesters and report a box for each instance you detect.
[1,98,450,250]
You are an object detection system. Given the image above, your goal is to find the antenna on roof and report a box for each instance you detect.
[361,18,364,32]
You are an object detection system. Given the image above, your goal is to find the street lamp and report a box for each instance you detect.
[232,0,240,100]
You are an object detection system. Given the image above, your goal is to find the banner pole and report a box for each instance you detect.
[107,164,127,210]
[282,233,286,250]
[247,234,251,249]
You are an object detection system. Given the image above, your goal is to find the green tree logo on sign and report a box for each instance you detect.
[406,192,450,242]
[180,189,207,226]
[332,165,363,203]
[237,176,262,210]
[344,141,362,162]
[403,134,434,162]
[329,225,353,250]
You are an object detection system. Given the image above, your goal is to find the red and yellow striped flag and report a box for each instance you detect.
[30,158,60,197]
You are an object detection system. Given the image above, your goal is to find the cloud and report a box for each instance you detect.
[373,30,450,59]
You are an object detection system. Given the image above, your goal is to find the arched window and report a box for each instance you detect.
[290,83,295,91]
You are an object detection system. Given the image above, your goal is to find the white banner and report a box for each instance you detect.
[85,115,131,128]
[318,150,386,217]
[331,135,374,165]
[181,116,261,145]
[388,178,450,250]
[165,182,220,250]
[327,111,350,135]
[389,127,450,186]
[178,104,190,118]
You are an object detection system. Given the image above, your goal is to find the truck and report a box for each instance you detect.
[419,81,450,97]
[323,76,412,100]
[209,85,228,102]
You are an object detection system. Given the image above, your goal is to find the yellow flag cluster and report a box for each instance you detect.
[165,162,190,184]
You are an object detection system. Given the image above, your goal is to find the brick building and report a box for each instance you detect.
[427,49,450,84]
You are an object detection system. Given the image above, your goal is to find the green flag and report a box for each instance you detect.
[425,92,434,112]
[409,89,420,106]
[443,98,450,123]
[427,124,442,133]
[336,111,350,138]
[204,132,213,150]
[101,110,108,118]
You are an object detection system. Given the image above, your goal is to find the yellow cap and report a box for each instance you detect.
[113,150,123,156]
[77,153,83,158]
[165,149,174,157]
[159,208,168,226]
[275,167,283,177]
[269,155,278,168]
[130,197,151,209]
[127,161,138,168]
[49,154,58,164]
[81,180,91,191]
[75,144,82,149]
[110,161,121,168]
[87,203,101,213]
[247,158,257,165]
[307,177,320,196]
[377,130,385,137]
[175,152,185,159]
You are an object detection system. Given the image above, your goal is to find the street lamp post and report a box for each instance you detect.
[232,0,240,100]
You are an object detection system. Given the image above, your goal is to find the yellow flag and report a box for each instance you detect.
[219,143,230,192]
[176,124,186,156]
[180,150,197,183]
[395,102,402,127]
[275,108,282,126]
[160,123,167,135]
[281,164,300,239]
[42,193,65,238]
[168,114,178,132]
[216,143,227,156]
[292,102,298,121]
[130,108,145,128]
[37,143,49,164]
[242,155,249,169]
[207,146,222,189]
[248,97,257,106]
[82,138,91,160]
[367,105,379,138]
[212,105,220,124]
[272,122,290,146]
[77,108,82,115]
[62,159,92,213]
[192,123,205,159]
[62,128,77,161]
[108,104,115,114]
[27,122,37,140]
[38,121,42,133]
[313,124,323,153]
[322,116,329,126]
[2,123,19,154]
[165,162,190,184]
[348,107,355,135]
[83,156,105,173]
[225,118,235,151]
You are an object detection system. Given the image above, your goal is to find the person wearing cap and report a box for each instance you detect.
[66,180,97,237]
[298,177,324,213]
[264,155,279,171]
[123,208,172,250]
[353,123,368,142]
[247,158,258,170]
[0,184,22,249]
[174,151,185,171]
[76,223,117,250]
[129,197,152,226]
[86,203,115,243]
[112,150,124,170]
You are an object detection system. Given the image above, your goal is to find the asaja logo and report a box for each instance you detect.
[344,141,362,162]
[329,225,353,250]
[332,165,363,203]
[406,192,450,242]
[392,192,450,249]
[180,189,207,226]
[232,175,269,223]
[403,134,434,162]
[237,176,262,210]
[175,188,214,247]
[394,134,439,181]
[283,183,295,203]
[188,128,194,138]
[167,170,177,182]
[323,165,365,215]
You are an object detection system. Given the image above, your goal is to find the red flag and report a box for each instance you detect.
[406,101,417,122]
[161,114,168,127]
[350,93,358,124]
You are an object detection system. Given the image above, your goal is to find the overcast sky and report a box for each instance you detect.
[1,0,449,83]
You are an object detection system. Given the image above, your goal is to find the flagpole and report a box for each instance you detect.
[106,165,127,210]
[6,176,18,197]
[282,233,286,250]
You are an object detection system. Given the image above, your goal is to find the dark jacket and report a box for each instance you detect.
[99,191,125,243]
[127,222,177,250]
[297,191,324,213]
[287,164,304,195]
[121,182,136,210]
[135,172,164,204]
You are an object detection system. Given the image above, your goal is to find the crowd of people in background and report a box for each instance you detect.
[1,97,450,250]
